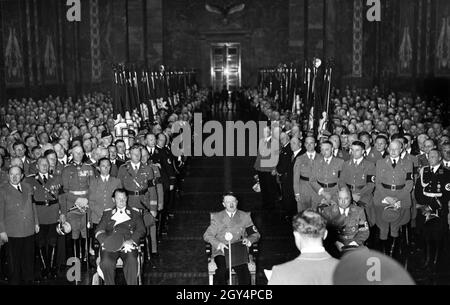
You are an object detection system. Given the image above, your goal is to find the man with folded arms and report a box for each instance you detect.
[95,188,145,285]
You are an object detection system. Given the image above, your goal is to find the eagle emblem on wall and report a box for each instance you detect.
[205,1,245,25]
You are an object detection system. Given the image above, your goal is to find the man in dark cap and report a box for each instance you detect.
[95,188,145,285]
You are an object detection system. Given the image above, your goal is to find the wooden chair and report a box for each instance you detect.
[205,242,258,285]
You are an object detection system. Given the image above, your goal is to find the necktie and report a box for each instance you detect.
[120,210,123,214]
[43,175,48,183]
[392,159,397,168]
[17,185,22,193]
[61,160,65,165]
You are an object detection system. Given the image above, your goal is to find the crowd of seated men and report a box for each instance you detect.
[249,85,450,277]
[0,88,208,284]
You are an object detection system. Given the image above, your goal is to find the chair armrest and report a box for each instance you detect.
[205,242,212,258]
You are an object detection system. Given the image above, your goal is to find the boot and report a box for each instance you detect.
[74,238,81,261]
[39,247,48,279]
[48,245,57,279]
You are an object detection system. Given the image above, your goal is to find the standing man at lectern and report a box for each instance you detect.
[204,192,260,285]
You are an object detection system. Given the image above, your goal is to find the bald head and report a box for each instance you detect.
[388,140,402,158]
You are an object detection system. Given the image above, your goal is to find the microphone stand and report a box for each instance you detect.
[228,239,232,285]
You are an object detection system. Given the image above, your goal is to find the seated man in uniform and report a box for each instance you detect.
[203,192,260,285]
[95,188,145,285]
[320,186,369,255]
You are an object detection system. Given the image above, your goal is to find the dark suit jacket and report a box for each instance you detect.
[276,144,293,176]
[0,182,38,237]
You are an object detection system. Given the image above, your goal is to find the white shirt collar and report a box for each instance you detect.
[226,211,236,218]
[353,157,364,165]
[391,157,399,163]
[59,155,67,163]
[21,156,26,163]
[101,175,110,182]
[366,147,372,154]
[293,149,302,158]
[40,173,48,180]
[406,147,411,154]
[115,207,126,214]
[324,156,333,163]
[131,162,140,170]
[444,160,450,167]
[307,151,316,159]
[339,207,350,216]
[300,245,326,254]
[431,164,440,173]
[11,183,21,191]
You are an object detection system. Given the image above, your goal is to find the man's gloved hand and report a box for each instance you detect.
[121,240,136,253]
[217,242,229,253]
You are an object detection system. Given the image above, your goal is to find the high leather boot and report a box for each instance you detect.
[39,247,48,279]
[48,245,57,278]
[74,239,80,260]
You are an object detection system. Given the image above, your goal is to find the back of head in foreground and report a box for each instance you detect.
[333,248,415,285]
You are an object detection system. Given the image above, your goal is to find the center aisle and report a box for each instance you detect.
[146,110,298,285]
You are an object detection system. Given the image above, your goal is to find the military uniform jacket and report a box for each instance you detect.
[88,176,123,224]
[310,156,344,193]
[321,204,369,245]
[117,162,157,212]
[51,161,65,177]
[415,164,450,215]
[374,157,413,225]
[293,152,321,195]
[148,163,164,210]
[254,138,278,172]
[333,149,351,161]
[339,159,375,205]
[402,152,418,178]
[61,162,95,213]
[364,147,383,164]
[95,207,146,246]
[154,146,177,190]
[417,154,429,169]
[0,183,38,238]
[24,174,62,225]
[203,210,261,258]
[0,170,8,185]
[23,157,37,176]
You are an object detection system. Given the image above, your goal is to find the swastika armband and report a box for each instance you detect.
[366,175,375,183]
[406,173,413,181]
